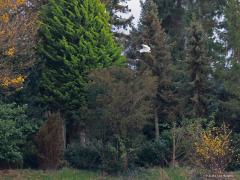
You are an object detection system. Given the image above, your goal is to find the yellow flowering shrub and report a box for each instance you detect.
[194,124,233,172]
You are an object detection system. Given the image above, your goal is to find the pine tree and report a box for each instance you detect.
[132,0,178,140]
[185,20,213,118]
[225,0,240,62]
[216,0,240,130]
[154,0,226,60]
[37,0,124,120]
[187,0,226,25]
[217,62,240,130]
[153,0,186,60]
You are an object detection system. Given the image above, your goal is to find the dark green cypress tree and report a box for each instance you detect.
[37,0,125,119]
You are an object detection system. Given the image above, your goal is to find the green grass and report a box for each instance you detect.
[0,169,98,180]
[0,168,239,180]
[0,168,190,180]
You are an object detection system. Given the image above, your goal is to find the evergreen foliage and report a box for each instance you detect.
[131,0,178,139]
[102,0,133,30]
[225,0,240,62]
[0,102,35,167]
[185,20,214,118]
[153,0,186,60]
[2,0,240,174]
[87,67,156,171]
[216,0,240,130]
[87,67,156,142]
[37,0,124,116]
[218,62,240,130]
[65,142,101,170]
[153,0,226,61]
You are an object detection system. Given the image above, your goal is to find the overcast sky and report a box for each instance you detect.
[114,0,143,34]
[127,0,142,27]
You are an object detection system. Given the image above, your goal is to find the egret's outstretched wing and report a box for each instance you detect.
[139,44,151,53]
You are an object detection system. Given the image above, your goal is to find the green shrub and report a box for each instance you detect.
[65,141,128,173]
[0,102,36,167]
[65,142,101,170]
[65,138,170,173]
[227,133,240,171]
[100,142,126,173]
[0,120,23,166]
[136,139,171,167]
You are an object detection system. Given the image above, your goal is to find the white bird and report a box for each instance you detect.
[139,44,151,53]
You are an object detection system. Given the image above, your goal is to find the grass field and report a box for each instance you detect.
[0,168,238,180]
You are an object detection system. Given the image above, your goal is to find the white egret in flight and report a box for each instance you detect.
[139,44,151,53]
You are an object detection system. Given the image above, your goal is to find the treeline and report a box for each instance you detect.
[0,0,240,174]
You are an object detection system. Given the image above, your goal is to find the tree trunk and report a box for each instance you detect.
[80,130,86,145]
[155,108,160,140]
[172,122,176,168]
[177,0,182,7]
[123,152,128,171]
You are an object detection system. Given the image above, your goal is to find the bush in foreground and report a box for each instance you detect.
[65,142,101,170]
[193,124,233,172]
[136,139,171,167]
[0,102,35,168]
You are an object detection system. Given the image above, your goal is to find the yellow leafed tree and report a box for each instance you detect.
[0,0,39,91]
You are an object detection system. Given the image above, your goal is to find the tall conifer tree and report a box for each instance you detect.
[216,0,240,130]
[153,0,186,61]
[37,0,124,120]
[132,0,177,140]
[185,20,213,118]
[225,0,240,62]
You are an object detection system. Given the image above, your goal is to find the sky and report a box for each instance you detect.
[114,0,143,34]
[127,0,142,27]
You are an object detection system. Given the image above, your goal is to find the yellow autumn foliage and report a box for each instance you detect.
[0,0,26,10]
[194,124,233,171]
[0,0,26,23]
[16,0,26,6]
[1,75,25,88]
[5,47,15,56]
[0,0,26,57]
[0,13,9,23]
